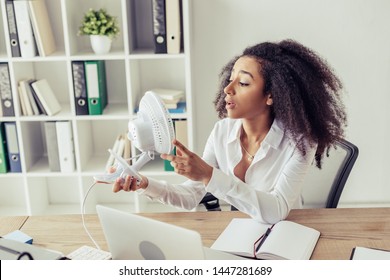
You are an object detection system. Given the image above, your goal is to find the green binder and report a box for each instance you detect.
[0,123,9,173]
[85,60,108,115]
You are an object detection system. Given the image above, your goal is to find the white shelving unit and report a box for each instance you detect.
[0,0,193,216]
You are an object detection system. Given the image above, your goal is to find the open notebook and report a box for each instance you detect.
[211,218,320,260]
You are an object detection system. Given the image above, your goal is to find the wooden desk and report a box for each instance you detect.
[285,207,390,259]
[7,208,390,260]
[0,216,28,236]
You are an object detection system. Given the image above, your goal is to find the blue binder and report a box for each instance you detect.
[4,122,21,173]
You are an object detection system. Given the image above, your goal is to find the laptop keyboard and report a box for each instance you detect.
[67,245,112,260]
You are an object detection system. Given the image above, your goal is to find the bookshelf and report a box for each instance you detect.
[0,0,193,216]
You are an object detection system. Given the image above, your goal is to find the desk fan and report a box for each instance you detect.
[94,91,175,183]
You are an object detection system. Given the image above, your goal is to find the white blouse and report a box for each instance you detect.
[139,118,316,224]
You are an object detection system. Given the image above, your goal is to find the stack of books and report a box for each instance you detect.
[150,88,186,113]
[17,79,61,117]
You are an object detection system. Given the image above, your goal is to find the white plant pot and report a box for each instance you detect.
[90,35,112,55]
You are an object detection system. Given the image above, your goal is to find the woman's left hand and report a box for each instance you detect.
[160,139,213,185]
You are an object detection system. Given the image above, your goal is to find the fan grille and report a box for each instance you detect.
[138,91,175,154]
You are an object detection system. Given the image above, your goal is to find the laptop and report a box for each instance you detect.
[96,205,246,260]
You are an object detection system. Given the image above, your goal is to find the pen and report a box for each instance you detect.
[256,227,272,252]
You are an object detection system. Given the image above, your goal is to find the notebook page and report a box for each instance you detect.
[211,218,271,257]
[258,220,320,260]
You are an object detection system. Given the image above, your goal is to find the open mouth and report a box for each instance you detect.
[225,100,236,109]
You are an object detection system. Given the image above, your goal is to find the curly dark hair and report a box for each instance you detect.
[214,39,347,168]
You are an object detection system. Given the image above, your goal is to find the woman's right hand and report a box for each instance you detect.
[109,166,149,193]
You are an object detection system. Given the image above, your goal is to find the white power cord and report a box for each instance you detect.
[81,181,101,250]
[81,155,141,250]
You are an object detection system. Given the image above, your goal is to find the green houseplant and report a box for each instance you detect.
[78,8,120,54]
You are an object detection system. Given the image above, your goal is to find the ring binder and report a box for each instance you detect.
[0,123,9,173]
[85,61,108,115]
[71,61,89,115]
[0,63,15,117]
[13,0,38,58]
[5,0,21,57]
[4,122,22,173]
[166,0,182,54]
[152,0,167,53]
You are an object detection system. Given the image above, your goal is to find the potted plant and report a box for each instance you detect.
[78,8,120,54]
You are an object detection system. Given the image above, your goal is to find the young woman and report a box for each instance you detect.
[112,39,347,224]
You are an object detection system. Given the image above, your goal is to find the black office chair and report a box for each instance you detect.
[199,192,222,211]
[199,139,359,210]
[301,139,359,208]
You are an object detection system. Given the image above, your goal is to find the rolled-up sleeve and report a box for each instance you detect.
[139,177,207,210]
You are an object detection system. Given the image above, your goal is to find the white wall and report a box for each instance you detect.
[189,0,390,206]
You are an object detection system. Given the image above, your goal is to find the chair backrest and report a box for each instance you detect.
[301,139,359,208]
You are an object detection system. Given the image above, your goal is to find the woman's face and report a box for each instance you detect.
[224,56,272,120]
